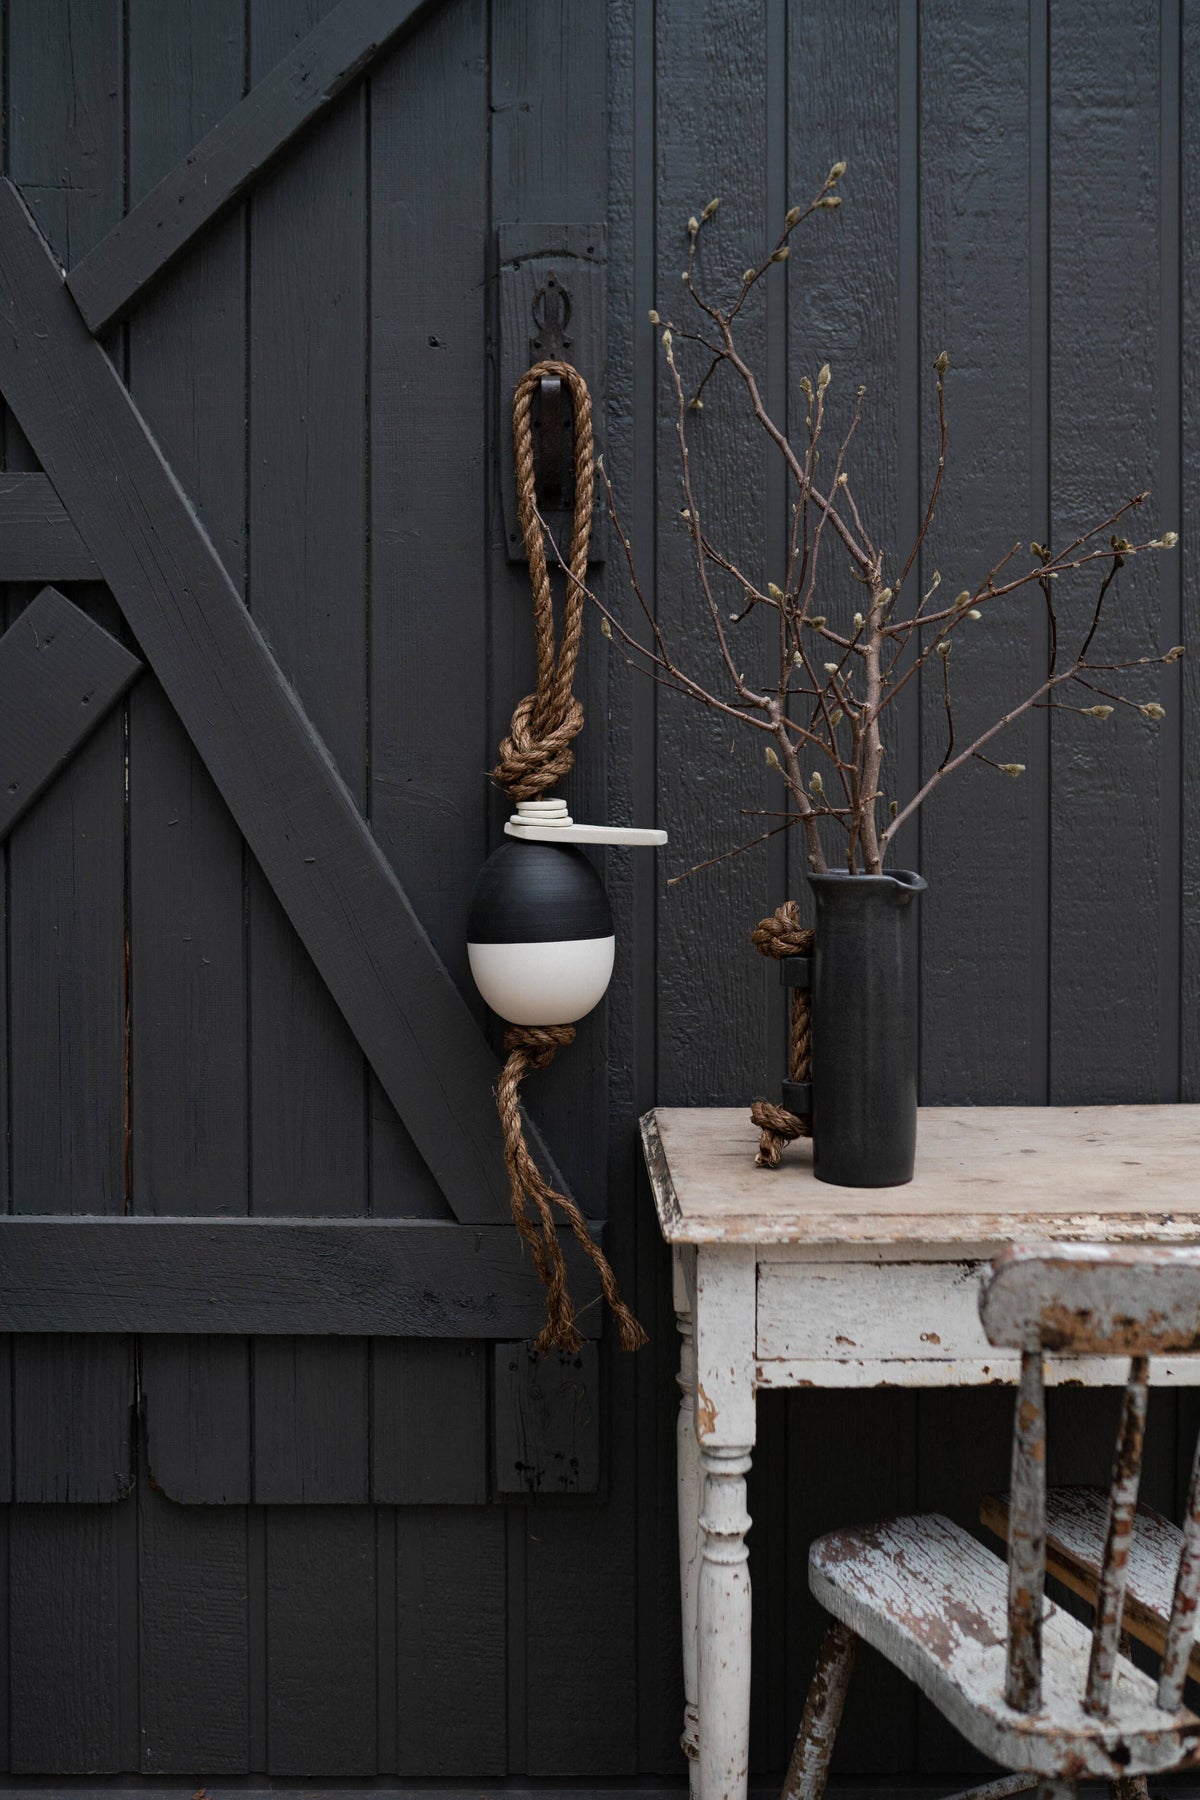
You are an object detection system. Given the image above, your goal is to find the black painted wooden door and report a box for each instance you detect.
[0,0,627,1780]
[0,0,1196,1789]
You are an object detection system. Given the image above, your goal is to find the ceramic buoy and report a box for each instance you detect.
[467,838,615,1026]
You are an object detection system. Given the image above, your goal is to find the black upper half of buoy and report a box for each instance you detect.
[467,840,614,944]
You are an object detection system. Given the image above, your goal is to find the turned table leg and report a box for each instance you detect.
[693,1243,757,1800]
[698,1444,753,1800]
[675,1250,702,1795]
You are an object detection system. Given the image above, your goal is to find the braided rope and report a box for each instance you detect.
[491,364,646,1354]
[498,1026,647,1355]
[492,360,595,800]
[749,900,815,1169]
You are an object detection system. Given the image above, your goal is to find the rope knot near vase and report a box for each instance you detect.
[468,359,664,1355]
[750,901,815,1169]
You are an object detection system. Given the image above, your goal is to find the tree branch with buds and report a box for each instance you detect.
[596,162,1184,878]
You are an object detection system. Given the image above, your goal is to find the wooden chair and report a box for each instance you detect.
[782,1244,1200,1800]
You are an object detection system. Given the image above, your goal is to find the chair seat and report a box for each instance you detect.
[981,1484,1200,1684]
[809,1511,1200,1777]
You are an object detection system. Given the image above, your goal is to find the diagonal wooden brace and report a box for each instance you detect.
[0,176,567,1228]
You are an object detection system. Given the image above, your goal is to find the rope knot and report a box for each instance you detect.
[491,360,594,803]
[504,1022,576,1072]
[750,901,814,1166]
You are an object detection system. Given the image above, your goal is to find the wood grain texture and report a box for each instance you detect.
[393,1508,508,1775]
[11,1334,134,1503]
[809,1511,1200,1776]
[371,1339,487,1504]
[0,174,552,1227]
[493,1341,600,1495]
[265,1507,377,1775]
[0,1216,605,1337]
[645,1105,1200,1247]
[66,0,445,333]
[0,586,142,842]
[1185,8,1200,1107]
[4,0,132,1561]
[0,474,100,579]
[1048,0,1164,1106]
[655,0,773,1114]
[246,0,372,1519]
[917,0,1039,1106]
[137,1457,250,1772]
[124,0,256,1568]
[981,1484,1200,1685]
[9,1507,124,1772]
[142,1336,252,1504]
[367,0,487,1223]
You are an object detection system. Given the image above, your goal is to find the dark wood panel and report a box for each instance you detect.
[137,1464,250,1772]
[393,1508,507,1775]
[266,1508,377,1774]
[0,475,100,580]
[0,586,142,843]
[1048,0,1164,1104]
[245,0,372,1496]
[66,0,445,333]
[142,1337,252,1504]
[493,1341,600,1497]
[252,1336,370,1503]
[1186,2,1200,1104]
[0,175,559,1227]
[917,0,1040,1107]
[5,0,132,1558]
[368,0,488,1223]
[0,1217,604,1337]
[371,1340,488,1505]
[11,1335,134,1504]
[124,0,256,1521]
[9,1508,123,1772]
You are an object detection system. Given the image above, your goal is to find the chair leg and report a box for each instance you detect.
[780,1616,857,1800]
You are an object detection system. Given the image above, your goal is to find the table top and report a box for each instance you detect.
[641,1105,1200,1254]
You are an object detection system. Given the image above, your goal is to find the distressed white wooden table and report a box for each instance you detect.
[640,1104,1200,1800]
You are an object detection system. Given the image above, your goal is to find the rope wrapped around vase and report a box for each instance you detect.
[749,900,815,1168]
[490,359,647,1355]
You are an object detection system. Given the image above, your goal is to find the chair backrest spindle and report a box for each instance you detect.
[1160,1428,1200,1711]
[1084,1355,1150,1716]
[982,1246,1200,1720]
[1005,1347,1047,1712]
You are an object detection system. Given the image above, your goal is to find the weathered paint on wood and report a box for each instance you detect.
[646,1106,1200,1248]
[809,1512,1200,1777]
[981,1485,1200,1688]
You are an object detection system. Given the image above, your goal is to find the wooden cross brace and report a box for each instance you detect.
[0,70,573,1239]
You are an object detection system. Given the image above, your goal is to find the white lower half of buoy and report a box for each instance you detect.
[467,935,616,1026]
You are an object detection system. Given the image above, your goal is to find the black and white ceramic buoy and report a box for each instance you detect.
[467,799,665,1025]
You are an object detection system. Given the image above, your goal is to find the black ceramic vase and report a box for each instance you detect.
[806,869,927,1187]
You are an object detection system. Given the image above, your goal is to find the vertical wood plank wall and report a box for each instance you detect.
[0,0,1194,1784]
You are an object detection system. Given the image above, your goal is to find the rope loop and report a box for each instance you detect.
[492,359,595,801]
[750,901,815,1168]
